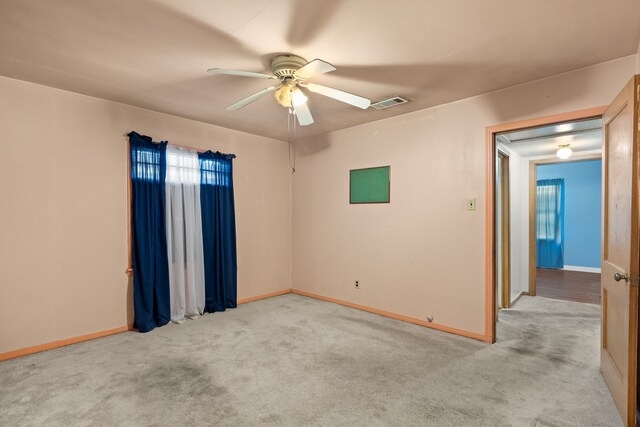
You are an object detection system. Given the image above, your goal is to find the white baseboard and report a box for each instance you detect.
[510,290,527,306]
[562,265,601,273]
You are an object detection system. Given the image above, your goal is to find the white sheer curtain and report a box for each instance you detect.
[165,145,205,323]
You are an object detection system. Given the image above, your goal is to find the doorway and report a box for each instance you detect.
[489,114,604,333]
[532,156,603,305]
[484,107,606,343]
[493,118,603,315]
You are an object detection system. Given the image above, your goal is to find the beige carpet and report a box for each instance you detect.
[0,294,621,426]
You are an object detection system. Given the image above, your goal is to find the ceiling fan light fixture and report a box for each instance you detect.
[274,84,307,109]
[274,84,293,108]
[556,144,572,159]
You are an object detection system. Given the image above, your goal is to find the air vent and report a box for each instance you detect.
[371,96,409,110]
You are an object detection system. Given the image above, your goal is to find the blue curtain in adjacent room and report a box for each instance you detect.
[536,178,565,269]
[129,132,171,332]
[199,151,238,312]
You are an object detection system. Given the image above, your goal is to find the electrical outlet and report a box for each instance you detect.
[467,198,476,211]
[355,280,360,289]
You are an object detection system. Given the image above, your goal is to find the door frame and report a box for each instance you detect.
[496,149,511,311]
[527,153,603,296]
[484,106,607,343]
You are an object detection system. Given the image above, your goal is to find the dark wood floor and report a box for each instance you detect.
[536,268,601,305]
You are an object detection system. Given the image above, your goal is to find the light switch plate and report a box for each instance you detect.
[467,198,476,211]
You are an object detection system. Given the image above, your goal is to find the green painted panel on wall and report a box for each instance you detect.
[349,166,390,204]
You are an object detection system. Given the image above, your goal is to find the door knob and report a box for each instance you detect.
[614,272,629,282]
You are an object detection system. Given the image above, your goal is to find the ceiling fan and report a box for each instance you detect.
[208,54,371,126]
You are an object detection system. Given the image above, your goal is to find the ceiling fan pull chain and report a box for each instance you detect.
[292,112,296,173]
[288,110,296,174]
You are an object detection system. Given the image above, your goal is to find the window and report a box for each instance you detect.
[131,147,163,183]
[166,147,200,185]
[536,179,564,241]
[536,185,557,239]
[200,157,231,187]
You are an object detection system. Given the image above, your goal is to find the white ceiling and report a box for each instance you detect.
[1,0,639,142]
[497,118,602,158]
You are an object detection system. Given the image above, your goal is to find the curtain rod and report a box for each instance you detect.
[124,132,236,158]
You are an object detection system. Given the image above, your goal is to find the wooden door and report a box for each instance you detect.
[601,75,640,427]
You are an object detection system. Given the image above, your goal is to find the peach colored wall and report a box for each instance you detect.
[292,55,637,336]
[0,76,291,354]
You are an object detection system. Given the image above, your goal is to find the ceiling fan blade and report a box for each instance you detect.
[226,86,278,111]
[305,83,371,109]
[294,59,336,80]
[293,102,314,126]
[208,68,276,79]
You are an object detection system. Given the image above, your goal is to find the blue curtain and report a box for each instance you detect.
[129,132,171,332]
[536,178,565,269]
[199,151,238,312]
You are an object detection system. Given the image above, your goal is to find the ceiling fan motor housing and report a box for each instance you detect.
[271,54,307,79]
